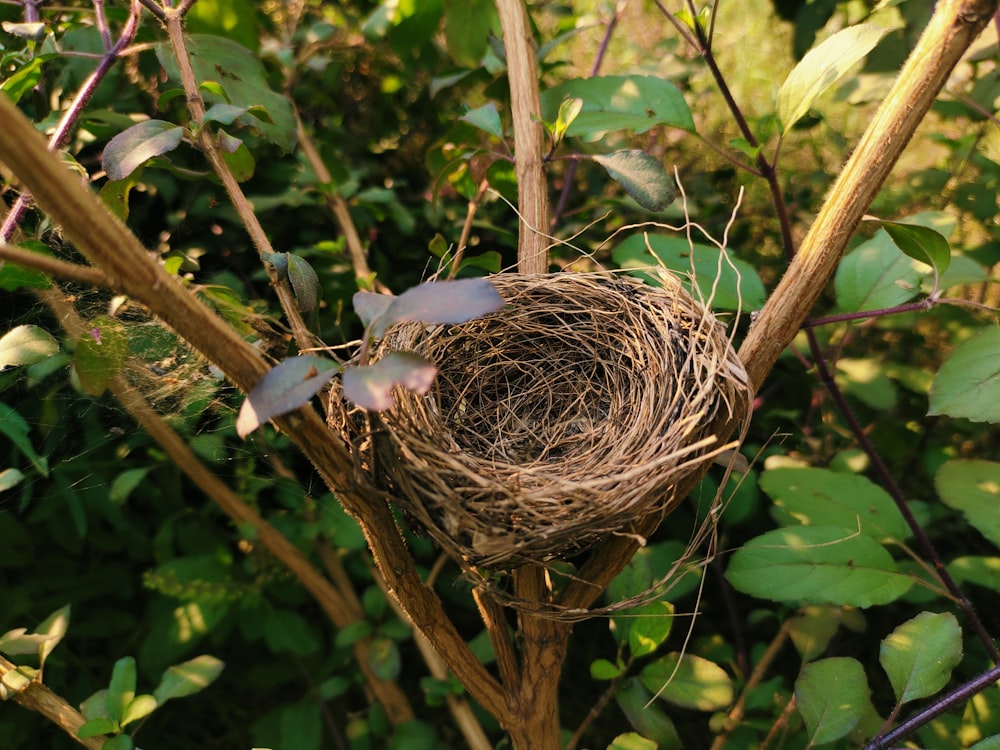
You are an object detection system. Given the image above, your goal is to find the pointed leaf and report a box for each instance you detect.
[342,352,437,411]
[121,694,158,727]
[77,717,117,739]
[881,221,951,277]
[35,604,70,665]
[614,680,683,747]
[880,612,961,704]
[592,151,677,212]
[929,326,1000,422]
[369,278,504,338]
[726,526,913,606]
[0,402,48,476]
[760,467,908,541]
[835,230,927,312]
[153,655,224,704]
[287,254,320,312]
[552,96,583,146]
[460,102,503,140]
[103,735,134,750]
[590,658,626,680]
[542,75,695,136]
[795,657,872,745]
[608,734,658,750]
[628,601,674,658]
[106,657,137,723]
[0,628,52,655]
[0,325,59,368]
[778,24,888,132]
[935,460,1000,550]
[236,356,341,438]
[202,103,250,126]
[102,120,185,181]
[640,652,734,710]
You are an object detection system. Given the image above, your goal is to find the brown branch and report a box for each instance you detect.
[738,0,999,391]
[0,92,508,725]
[496,0,551,274]
[1,654,103,750]
[0,243,112,288]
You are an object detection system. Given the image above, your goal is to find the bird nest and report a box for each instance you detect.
[329,272,751,569]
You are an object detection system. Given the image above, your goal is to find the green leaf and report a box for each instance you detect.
[836,358,898,410]
[789,605,845,662]
[263,610,321,655]
[444,0,496,66]
[726,526,913,606]
[881,221,951,277]
[948,556,1000,590]
[334,620,373,648]
[153,655,224,704]
[795,657,872,745]
[929,326,1000,422]
[106,657,137,723]
[542,75,695,137]
[460,102,503,140]
[121,694,158,727]
[156,35,297,151]
[103,735,134,750]
[0,325,59,368]
[77,717,117,739]
[0,57,49,104]
[280,698,323,750]
[608,733,658,750]
[835,230,927,312]
[590,658,626,680]
[552,96,583,147]
[102,120,185,181]
[612,233,767,310]
[778,24,888,132]
[640,653,733,711]
[343,352,436,412]
[110,468,151,504]
[591,150,677,212]
[760,467,908,541]
[0,402,49,475]
[880,611,962,704]
[286,254,320,313]
[935,460,1000,550]
[369,636,402,682]
[614,679,683,748]
[202,103,250,126]
[35,605,70,665]
[74,316,129,396]
[80,689,111,720]
[236,356,341,438]
[390,720,439,750]
[628,601,674,658]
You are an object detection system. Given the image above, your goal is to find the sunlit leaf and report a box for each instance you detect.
[726,526,912,606]
[590,658,626,680]
[880,221,951,277]
[106,657,137,723]
[0,468,25,492]
[935,460,1000,550]
[608,733,658,750]
[342,352,437,411]
[542,75,695,137]
[552,96,583,146]
[628,601,674,659]
[880,611,961,704]
[102,120,185,181]
[591,150,677,212]
[362,278,505,339]
[0,628,53,655]
[0,324,59,368]
[236,356,341,438]
[795,657,872,745]
[460,102,503,140]
[948,556,1000,590]
[35,604,70,665]
[121,695,157,727]
[929,326,1000,423]
[778,24,888,132]
[153,655,224,704]
[640,652,734,710]
[835,230,927,312]
[760,467,908,541]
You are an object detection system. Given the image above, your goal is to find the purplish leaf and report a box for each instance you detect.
[591,150,677,212]
[286,254,320,312]
[880,611,962,704]
[778,24,888,132]
[929,326,1000,423]
[358,278,504,339]
[236,356,341,437]
[342,352,437,411]
[102,120,185,181]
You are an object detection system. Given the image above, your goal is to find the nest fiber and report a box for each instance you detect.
[331,272,751,568]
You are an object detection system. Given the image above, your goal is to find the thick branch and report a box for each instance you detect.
[738,0,999,390]
[497,0,551,273]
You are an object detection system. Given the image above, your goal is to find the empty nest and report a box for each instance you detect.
[330,272,751,569]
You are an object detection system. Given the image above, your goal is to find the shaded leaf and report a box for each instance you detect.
[202,103,250,126]
[778,24,888,132]
[0,324,59,368]
[353,291,395,329]
[590,658,626,680]
[0,402,48,476]
[74,316,129,396]
[342,352,437,411]
[614,679,683,748]
[591,150,677,211]
[287,254,320,312]
[880,612,961,704]
[935,460,1000,550]
[103,734,134,750]
[612,233,766,310]
[153,655,224,704]
[795,657,872,745]
[789,605,845,662]
[835,230,927,312]
[369,637,402,682]
[929,326,1000,422]
[364,278,504,339]
[236,356,341,438]
[102,120,185,181]
[542,75,695,137]
[444,0,496,67]
[760,467,908,541]
[460,102,503,140]
[836,358,897,411]
[726,526,912,606]
[948,556,1000,590]
[77,717,117,739]
[881,221,951,277]
[110,468,151,504]
[280,699,323,750]
[640,652,734,711]
[608,733,658,750]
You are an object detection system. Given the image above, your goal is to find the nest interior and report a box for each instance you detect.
[330,272,751,569]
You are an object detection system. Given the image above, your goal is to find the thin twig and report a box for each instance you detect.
[448,178,490,279]
[0,243,113,287]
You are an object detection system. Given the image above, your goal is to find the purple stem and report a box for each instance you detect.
[0,0,143,244]
[805,299,934,327]
[549,3,623,228]
[863,663,1000,750]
